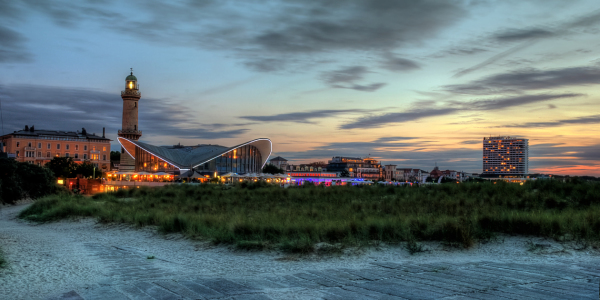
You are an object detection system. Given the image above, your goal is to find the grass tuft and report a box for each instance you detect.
[18,181,600,254]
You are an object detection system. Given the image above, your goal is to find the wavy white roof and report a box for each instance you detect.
[118,137,272,170]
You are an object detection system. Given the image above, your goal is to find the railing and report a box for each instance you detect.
[118,130,142,135]
[121,90,141,96]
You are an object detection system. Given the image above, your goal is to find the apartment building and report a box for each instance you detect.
[482,136,529,175]
[0,126,111,171]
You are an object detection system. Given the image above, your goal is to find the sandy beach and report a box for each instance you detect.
[1,202,598,299]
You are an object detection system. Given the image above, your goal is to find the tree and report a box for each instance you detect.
[16,162,55,199]
[262,164,284,174]
[0,158,24,204]
[0,158,56,204]
[340,170,350,177]
[110,151,120,161]
[74,162,103,178]
[45,157,77,178]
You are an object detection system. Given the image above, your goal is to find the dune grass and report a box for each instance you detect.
[19,180,600,253]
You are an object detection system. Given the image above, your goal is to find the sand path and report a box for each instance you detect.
[1,203,598,299]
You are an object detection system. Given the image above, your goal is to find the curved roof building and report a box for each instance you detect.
[118,137,272,175]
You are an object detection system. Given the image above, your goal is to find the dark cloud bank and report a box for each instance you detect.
[0,85,248,145]
[3,0,467,89]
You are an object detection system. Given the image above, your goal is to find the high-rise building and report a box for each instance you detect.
[482,136,528,176]
[118,69,142,171]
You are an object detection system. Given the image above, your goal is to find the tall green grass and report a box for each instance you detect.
[19,180,600,253]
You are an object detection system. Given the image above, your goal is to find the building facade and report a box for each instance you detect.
[118,137,272,175]
[110,70,273,179]
[268,156,288,170]
[118,70,142,171]
[384,165,427,182]
[327,156,382,179]
[0,126,111,170]
[482,136,529,176]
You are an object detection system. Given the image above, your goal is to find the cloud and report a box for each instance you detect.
[340,93,582,129]
[460,140,482,145]
[433,47,488,58]
[453,41,535,77]
[321,66,386,92]
[452,9,600,76]
[243,58,288,73]
[446,65,600,95]
[467,93,583,110]
[381,54,421,72]
[492,28,557,42]
[17,0,467,73]
[0,25,32,63]
[529,143,600,162]
[496,114,600,128]
[0,84,248,142]
[340,108,459,129]
[239,109,374,123]
[373,136,419,143]
[242,93,581,130]
[248,1,466,53]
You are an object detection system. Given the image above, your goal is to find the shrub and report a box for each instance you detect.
[0,158,56,204]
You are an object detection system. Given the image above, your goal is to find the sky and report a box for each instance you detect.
[0,0,599,176]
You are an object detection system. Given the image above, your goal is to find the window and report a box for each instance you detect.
[16,142,19,147]
[46,152,50,157]
[103,147,106,151]
[16,151,19,157]
[83,154,87,159]
[103,154,107,161]
[75,145,79,151]
[28,142,32,147]
[38,143,41,148]
[65,153,70,157]
[92,146,96,151]
[47,143,51,149]
[74,153,79,159]
[66,144,70,150]
[37,152,41,157]
[57,144,61,150]
[84,145,87,151]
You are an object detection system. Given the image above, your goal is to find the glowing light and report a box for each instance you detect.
[57,179,64,184]
[128,81,133,89]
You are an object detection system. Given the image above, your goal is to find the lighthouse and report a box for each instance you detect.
[118,69,142,171]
